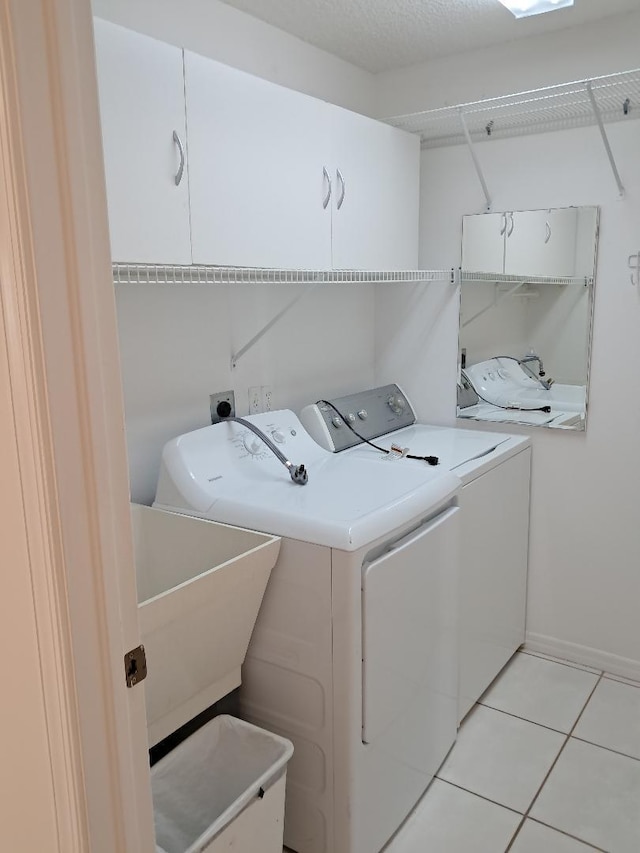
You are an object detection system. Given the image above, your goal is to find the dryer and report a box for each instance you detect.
[154,410,461,853]
[300,384,532,723]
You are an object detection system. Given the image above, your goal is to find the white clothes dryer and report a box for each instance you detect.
[154,410,461,853]
[300,384,532,723]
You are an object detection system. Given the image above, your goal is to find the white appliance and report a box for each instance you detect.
[154,410,461,853]
[300,384,532,723]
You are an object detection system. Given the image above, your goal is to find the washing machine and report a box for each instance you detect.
[154,410,461,853]
[300,384,532,723]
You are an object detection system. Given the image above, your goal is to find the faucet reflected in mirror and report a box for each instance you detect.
[457,205,599,431]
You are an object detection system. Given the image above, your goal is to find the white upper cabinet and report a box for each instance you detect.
[95,23,421,270]
[461,212,506,274]
[185,51,333,269]
[504,208,578,278]
[329,105,420,270]
[93,19,191,264]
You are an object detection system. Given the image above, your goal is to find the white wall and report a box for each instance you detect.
[91,0,376,116]
[376,117,640,677]
[376,9,640,118]
[118,283,375,504]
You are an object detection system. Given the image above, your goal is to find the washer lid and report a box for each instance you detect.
[154,411,460,551]
[347,423,527,472]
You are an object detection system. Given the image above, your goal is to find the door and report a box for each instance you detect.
[362,506,459,773]
[1,2,155,850]
[461,212,507,274]
[329,104,420,270]
[94,18,192,264]
[186,51,333,268]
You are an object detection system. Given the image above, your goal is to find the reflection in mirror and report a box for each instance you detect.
[457,206,599,431]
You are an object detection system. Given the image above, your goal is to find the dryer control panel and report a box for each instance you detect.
[300,384,416,452]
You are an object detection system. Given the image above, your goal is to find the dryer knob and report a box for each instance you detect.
[346,413,356,423]
[387,394,406,415]
[242,434,262,455]
[357,409,368,420]
[271,429,285,444]
[331,416,343,428]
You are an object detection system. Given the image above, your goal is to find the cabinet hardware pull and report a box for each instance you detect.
[507,212,515,237]
[336,168,346,210]
[500,212,507,236]
[545,221,551,244]
[173,130,185,186]
[322,166,332,209]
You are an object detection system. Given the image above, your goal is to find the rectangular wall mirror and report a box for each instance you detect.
[456,205,599,431]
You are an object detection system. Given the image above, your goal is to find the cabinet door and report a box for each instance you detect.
[185,52,332,269]
[505,209,578,278]
[94,19,191,264]
[461,213,506,274]
[329,106,420,270]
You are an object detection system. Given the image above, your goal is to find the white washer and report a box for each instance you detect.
[300,384,532,723]
[154,410,461,853]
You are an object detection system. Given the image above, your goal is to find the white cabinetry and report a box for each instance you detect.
[329,105,419,269]
[185,52,333,269]
[94,19,191,264]
[462,208,579,278]
[504,208,578,278]
[95,23,420,270]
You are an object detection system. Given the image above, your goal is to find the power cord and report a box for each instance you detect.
[318,400,439,466]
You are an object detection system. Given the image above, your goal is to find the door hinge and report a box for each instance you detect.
[124,644,147,688]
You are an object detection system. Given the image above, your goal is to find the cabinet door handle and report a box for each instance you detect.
[500,212,507,235]
[507,212,515,237]
[173,130,185,186]
[336,168,346,210]
[322,166,332,209]
[545,221,551,244]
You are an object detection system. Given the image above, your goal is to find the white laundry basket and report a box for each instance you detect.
[151,714,293,853]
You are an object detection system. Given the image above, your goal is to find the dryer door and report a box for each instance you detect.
[362,505,459,775]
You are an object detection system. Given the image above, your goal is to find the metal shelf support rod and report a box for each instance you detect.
[459,109,492,211]
[231,284,319,368]
[586,81,625,198]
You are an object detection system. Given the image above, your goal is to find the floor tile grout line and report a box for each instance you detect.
[520,648,603,675]
[526,816,607,851]
[570,734,640,764]
[434,777,526,817]
[476,700,579,735]
[506,672,605,851]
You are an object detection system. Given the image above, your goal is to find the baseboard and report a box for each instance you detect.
[524,632,640,682]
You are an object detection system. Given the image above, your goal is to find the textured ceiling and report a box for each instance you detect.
[218,0,640,73]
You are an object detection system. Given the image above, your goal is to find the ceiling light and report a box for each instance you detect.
[498,0,574,18]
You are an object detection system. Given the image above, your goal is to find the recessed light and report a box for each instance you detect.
[498,0,574,18]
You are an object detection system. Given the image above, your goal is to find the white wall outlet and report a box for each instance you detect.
[262,385,274,411]
[248,386,262,414]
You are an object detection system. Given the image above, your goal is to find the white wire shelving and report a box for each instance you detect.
[111,263,457,286]
[460,271,593,287]
[385,68,640,149]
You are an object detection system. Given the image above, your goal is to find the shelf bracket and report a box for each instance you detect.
[459,109,492,211]
[586,81,625,198]
[231,284,319,368]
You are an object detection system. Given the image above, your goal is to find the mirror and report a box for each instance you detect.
[457,205,599,431]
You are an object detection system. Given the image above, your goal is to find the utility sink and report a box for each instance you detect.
[131,504,280,746]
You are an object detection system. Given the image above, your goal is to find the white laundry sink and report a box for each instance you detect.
[131,504,280,746]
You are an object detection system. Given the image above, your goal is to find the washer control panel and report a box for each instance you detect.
[300,384,416,452]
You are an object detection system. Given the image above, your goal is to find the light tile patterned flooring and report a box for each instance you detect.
[382,650,640,852]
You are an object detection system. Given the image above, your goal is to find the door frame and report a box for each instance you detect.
[0,1,154,850]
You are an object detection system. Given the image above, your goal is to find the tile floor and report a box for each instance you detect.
[381,650,640,853]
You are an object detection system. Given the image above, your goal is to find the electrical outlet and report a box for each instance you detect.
[210,389,235,424]
[248,386,262,415]
[262,385,274,412]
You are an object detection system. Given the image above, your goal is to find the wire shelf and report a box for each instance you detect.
[385,68,640,148]
[461,271,592,287]
[112,263,457,285]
